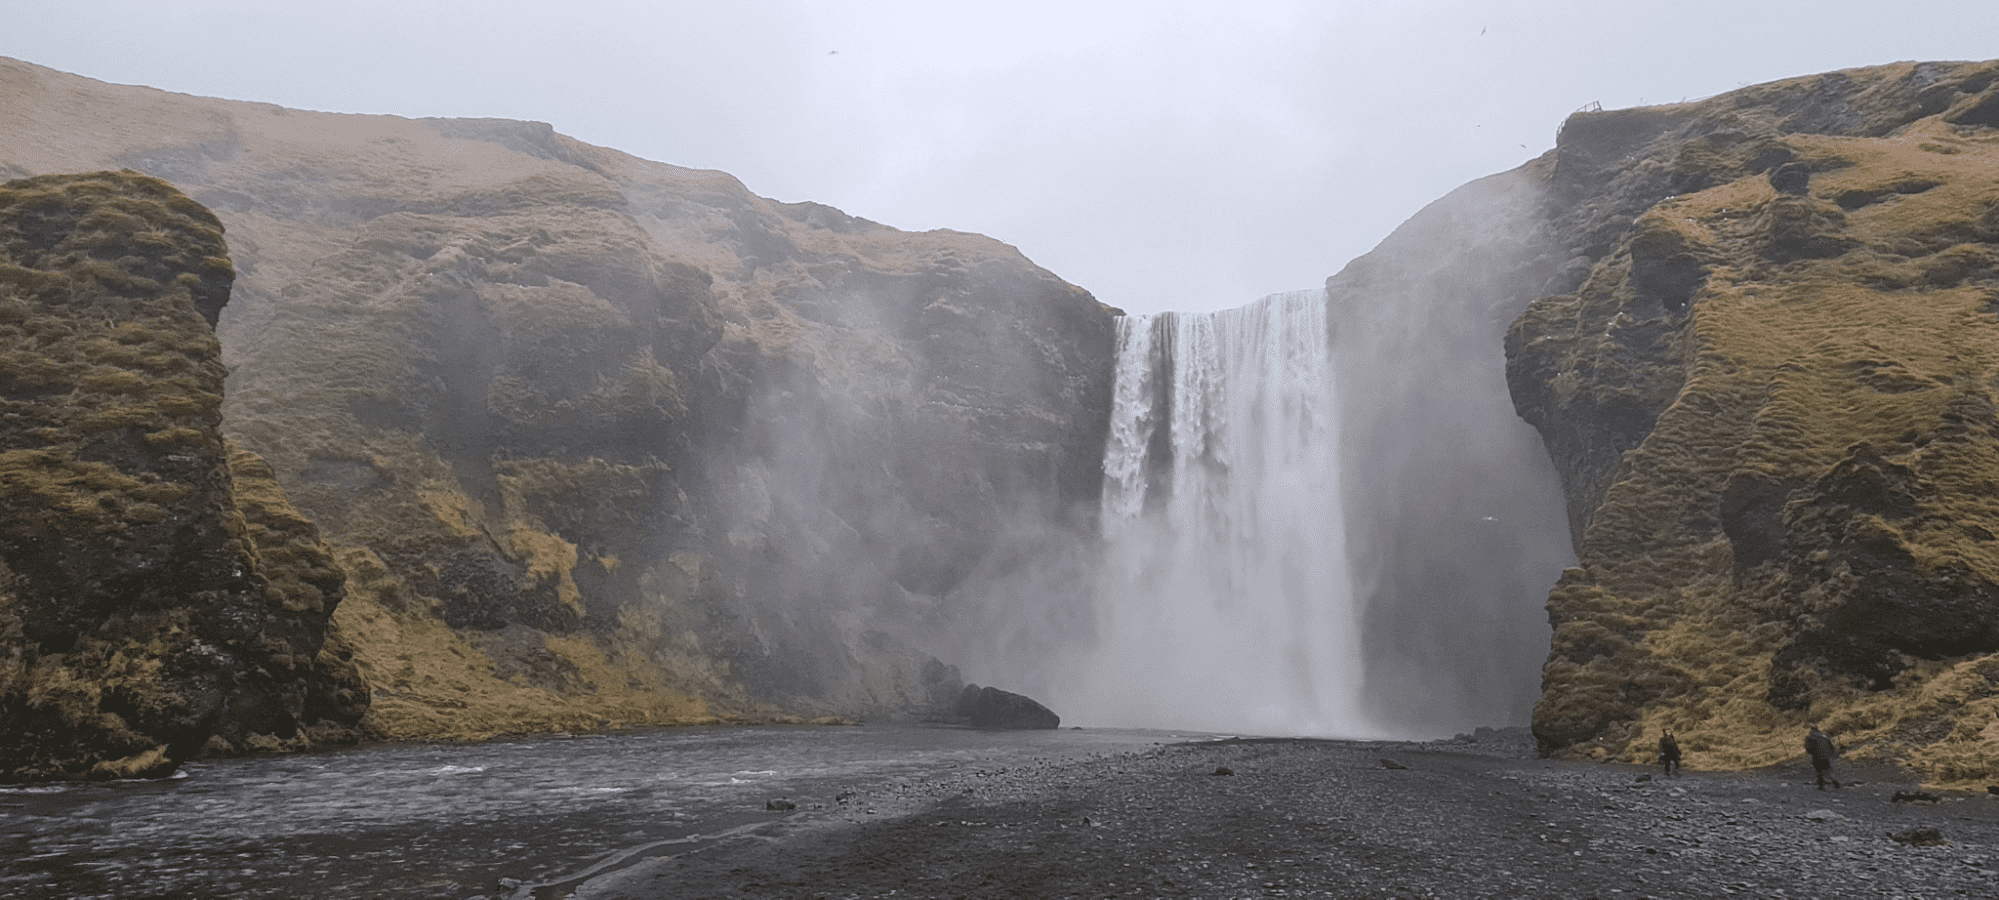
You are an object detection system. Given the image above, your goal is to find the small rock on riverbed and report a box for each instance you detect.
[1889,826,1947,846]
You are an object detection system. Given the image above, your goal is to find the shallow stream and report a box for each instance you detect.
[0,724,1195,899]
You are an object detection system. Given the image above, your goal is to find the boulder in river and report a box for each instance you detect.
[956,684,1060,730]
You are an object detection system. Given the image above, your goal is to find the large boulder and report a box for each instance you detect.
[956,684,1061,730]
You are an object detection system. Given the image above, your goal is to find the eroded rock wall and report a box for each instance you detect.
[0,171,358,781]
[0,59,1114,742]
[1509,60,1999,783]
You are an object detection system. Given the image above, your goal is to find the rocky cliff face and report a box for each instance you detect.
[1509,60,1999,784]
[0,58,1114,743]
[0,171,359,781]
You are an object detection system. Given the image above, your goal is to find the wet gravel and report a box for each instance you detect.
[567,733,1999,899]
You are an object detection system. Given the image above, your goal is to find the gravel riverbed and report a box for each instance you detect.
[561,732,1999,899]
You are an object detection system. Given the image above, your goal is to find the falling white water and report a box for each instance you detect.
[1069,288,1377,737]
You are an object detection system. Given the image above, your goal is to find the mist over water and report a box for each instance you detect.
[1042,170,1579,738]
[700,167,1570,738]
[1067,289,1379,736]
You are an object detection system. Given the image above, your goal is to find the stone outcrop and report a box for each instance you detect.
[1508,60,1999,783]
[0,171,359,781]
[0,58,1115,745]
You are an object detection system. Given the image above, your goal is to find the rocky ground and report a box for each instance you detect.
[560,731,1999,899]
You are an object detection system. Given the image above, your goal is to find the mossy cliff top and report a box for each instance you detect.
[0,172,358,781]
[0,58,1113,743]
[1509,60,1999,785]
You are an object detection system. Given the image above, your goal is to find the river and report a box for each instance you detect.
[0,724,1204,899]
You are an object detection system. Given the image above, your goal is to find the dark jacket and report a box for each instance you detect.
[1805,730,1836,765]
[1658,734,1681,761]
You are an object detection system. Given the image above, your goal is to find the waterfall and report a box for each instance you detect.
[1073,288,1377,736]
[1043,171,1574,738]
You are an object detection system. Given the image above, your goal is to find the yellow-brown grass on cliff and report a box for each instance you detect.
[1802,655,1999,789]
[227,442,345,618]
[491,456,675,619]
[0,173,233,320]
[0,449,172,534]
[1800,120,1999,251]
[488,525,584,622]
[1563,547,1802,770]
[141,426,209,449]
[73,319,220,372]
[0,311,218,399]
[325,542,725,743]
[0,201,226,452]
[1627,609,1796,771]
[1526,73,1999,786]
[220,228,720,736]
[1708,280,1999,576]
[1897,658,1999,787]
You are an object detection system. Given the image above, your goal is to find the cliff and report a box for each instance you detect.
[0,58,1114,744]
[0,171,360,780]
[1509,60,1999,784]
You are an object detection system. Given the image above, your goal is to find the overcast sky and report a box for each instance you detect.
[7,1,1997,313]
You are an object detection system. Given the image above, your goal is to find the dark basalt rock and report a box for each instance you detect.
[1888,827,1947,846]
[956,684,1060,730]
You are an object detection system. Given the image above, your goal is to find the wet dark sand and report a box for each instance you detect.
[561,733,1999,900]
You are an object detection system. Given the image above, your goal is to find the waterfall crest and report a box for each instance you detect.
[1075,289,1376,736]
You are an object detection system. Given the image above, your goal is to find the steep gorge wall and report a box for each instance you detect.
[0,58,1115,744]
[1323,165,1577,734]
[1509,60,1999,784]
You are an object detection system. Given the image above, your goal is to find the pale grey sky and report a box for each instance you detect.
[6,1,1996,313]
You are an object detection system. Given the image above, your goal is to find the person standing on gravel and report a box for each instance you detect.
[1658,730,1682,777]
[1805,725,1840,789]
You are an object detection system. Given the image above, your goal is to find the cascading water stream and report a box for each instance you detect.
[1070,288,1378,736]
